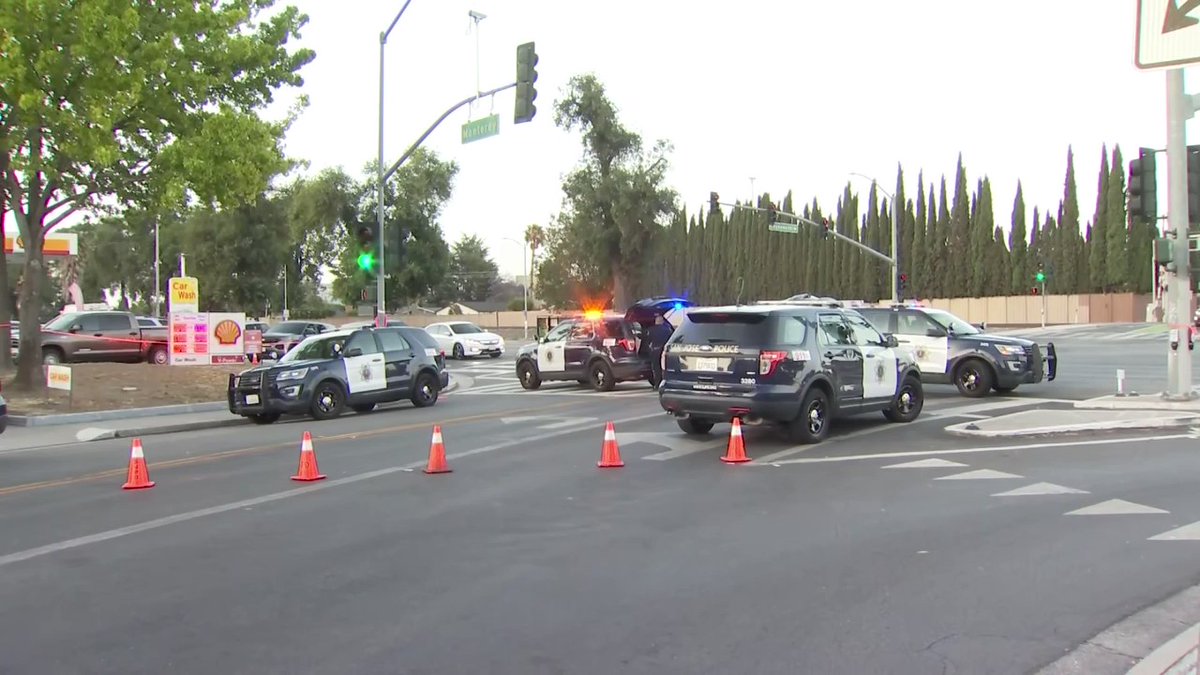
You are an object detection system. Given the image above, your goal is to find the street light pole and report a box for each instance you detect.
[376,1,414,328]
[503,237,529,339]
[153,218,160,317]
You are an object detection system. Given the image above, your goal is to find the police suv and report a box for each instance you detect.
[228,325,449,423]
[515,312,651,391]
[854,303,1057,397]
[658,303,924,444]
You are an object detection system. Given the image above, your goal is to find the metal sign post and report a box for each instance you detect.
[1135,0,1200,399]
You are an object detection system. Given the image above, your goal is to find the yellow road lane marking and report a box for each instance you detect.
[0,399,588,497]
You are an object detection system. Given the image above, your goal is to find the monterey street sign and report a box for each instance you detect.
[461,114,500,144]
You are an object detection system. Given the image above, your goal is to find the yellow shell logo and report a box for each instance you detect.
[213,320,242,345]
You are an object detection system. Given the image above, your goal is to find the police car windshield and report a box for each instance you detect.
[281,334,348,362]
[926,310,980,335]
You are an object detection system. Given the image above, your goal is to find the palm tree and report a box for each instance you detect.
[523,223,545,297]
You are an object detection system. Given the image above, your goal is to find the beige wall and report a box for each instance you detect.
[923,293,1152,325]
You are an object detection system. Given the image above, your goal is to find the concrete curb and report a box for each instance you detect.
[75,375,461,441]
[945,414,1200,438]
[8,401,228,428]
[1127,622,1200,675]
[1075,396,1200,412]
[1036,583,1200,674]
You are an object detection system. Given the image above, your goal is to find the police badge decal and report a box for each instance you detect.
[360,364,372,381]
[875,362,885,382]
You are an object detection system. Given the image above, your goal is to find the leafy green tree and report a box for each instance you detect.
[432,235,499,304]
[549,75,677,307]
[333,153,455,308]
[0,0,313,387]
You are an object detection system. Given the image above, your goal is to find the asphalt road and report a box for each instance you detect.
[1,338,1197,673]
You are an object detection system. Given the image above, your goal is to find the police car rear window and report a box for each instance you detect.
[599,320,634,339]
[677,312,773,346]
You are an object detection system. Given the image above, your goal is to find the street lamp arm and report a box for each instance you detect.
[384,81,517,181]
[382,0,414,44]
[718,201,895,266]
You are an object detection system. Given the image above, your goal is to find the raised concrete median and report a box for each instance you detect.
[945,409,1200,438]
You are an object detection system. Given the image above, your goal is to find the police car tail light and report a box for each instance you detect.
[618,338,636,351]
[759,350,788,375]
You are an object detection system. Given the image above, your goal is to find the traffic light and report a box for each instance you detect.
[514,42,538,124]
[355,223,378,277]
[898,273,908,296]
[1035,261,1045,284]
[1031,286,1040,296]
[820,218,832,240]
[709,192,719,213]
[766,202,778,224]
[1128,147,1158,223]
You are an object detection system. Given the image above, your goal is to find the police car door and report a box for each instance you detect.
[537,321,571,374]
[342,330,387,397]
[899,310,949,374]
[845,313,898,401]
[817,314,863,400]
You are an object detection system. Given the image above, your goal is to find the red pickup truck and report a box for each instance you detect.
[37,311,170,365]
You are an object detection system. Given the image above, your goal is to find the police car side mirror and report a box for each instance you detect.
[925,327,946,338]
[883,334,899,348]
[344,347,363,358]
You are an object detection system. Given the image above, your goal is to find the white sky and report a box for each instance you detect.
[130,2,1200,280]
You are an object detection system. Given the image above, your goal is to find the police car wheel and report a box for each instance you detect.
[411,373,439,408]
[993,384,1018,393]
[589,360,616,392]
[954,359,994,398]
[676,417,713,435]
[517,361,541,390]
[786,387,831,444]
[309,380,346,420]
[883,376,923,423]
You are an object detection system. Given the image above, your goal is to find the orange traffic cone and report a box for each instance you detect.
[121,438,156,489]
[291,431,327,481]
[597,421,625,468]
[423,425,452,474]
[721,418,751,464]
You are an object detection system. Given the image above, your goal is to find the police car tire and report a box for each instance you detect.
[589,360,616,392]
[994,384,1018,393]
[676,417,713,435]
[883,375,923,423]
[517,361,541,390]
[954,359,994,398]
[351,403,377,414]
[309,380,346,420]
[786,387,831,444]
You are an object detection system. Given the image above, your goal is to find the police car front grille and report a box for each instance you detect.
[237,372,263,389]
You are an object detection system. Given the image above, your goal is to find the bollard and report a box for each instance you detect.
[1116,369,1127,397]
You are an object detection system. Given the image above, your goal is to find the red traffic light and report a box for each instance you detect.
[1031,286,1040,296]
[899,273,908,283]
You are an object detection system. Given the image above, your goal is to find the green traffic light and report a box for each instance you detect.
[357,252,376,272]
[1035,272,1045,283]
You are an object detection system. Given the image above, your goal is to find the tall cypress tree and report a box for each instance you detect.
[1058,147,1082,294]
[1028,207,1042,291]
[932,179,951,297]
[1105,145,1129,290]
[949,161,972,297]
[1008,182,1028,295]
[969,177,995,296]
[865,186,882,300]
[911,173,927,297]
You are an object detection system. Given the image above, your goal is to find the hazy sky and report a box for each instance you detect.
[266,0,1196,279]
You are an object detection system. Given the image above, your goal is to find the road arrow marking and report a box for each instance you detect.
[1149,521,1200,541]
[1065,499,1169,516]
[991,482,1089,497]
[883,458,969,469]
[934,469,1023,481]
[616,432,724,460]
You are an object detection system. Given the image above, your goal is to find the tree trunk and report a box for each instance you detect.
[0,188,12,372]
[611,259,630,309]
[14,233,45,390]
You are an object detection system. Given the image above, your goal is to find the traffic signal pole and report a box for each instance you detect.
[1164,68,1195,400]
[376,1,414,327]
[716,200,896,267]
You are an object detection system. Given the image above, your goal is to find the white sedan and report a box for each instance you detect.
[424,321,505,359]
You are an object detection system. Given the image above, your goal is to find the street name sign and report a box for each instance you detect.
[1136,0,1200,69]
[768,222,800,234]
[461,114,500,144]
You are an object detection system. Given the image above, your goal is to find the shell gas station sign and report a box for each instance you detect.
[4,233,79,257]
[169,276,199,313]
